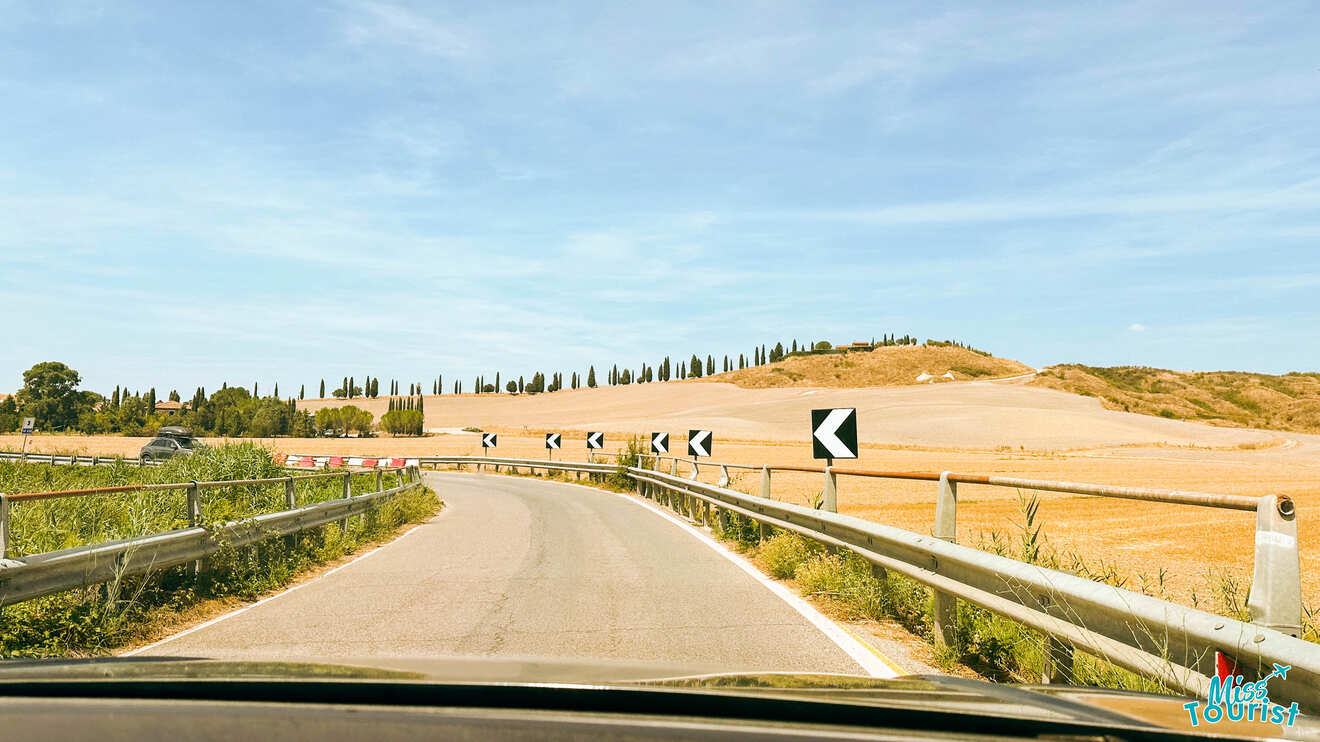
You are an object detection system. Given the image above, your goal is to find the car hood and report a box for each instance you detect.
[0,656,1302,738]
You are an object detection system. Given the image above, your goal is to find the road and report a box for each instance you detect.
[131,471,879,682]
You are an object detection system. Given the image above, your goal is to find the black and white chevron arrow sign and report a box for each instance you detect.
[545,433,561,449]
[650,432,669,454]
[586,431,604,449]
[811,408,858,459]
[481,432,498,448]
[687,429,712,457]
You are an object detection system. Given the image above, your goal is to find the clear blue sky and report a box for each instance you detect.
[3,1,1318,396]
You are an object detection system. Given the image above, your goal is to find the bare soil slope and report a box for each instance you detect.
[1030,365,1320,434]
[293,378,1286,450]
[706,345,1033,389]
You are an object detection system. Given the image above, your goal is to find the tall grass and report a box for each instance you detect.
[0,444,438,657]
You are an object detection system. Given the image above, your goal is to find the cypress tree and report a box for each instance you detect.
[496,372,501,393]
[299,384,304,400]
[587,366,597,388]
[518,376,524,393]
[274,383,279,398]
[112,386,120,407]
[319,379,325,397]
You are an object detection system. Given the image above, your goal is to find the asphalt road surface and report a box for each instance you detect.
[133,471,875,681]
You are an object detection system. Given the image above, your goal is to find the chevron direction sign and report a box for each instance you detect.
[586,431,604,449]
[687,429,712,457]
[481,432,498,448]
[811,408,858,459]
[545,433,561,449]
[651,432,669,454]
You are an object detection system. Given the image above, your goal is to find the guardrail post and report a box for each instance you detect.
[718,465,730,488]
[375,469,383,492]
[284,477,298,549]
[340,472,352,534]
[932,471,958,652]
[689,460,699,481]
[670,457,678,476]
[187,481,203,575]
[760,467,771,499]
[822,466,837,513]
[1247,494,1301,637]
[0,493,10,560]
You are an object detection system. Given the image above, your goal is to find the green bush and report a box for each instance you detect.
[380,409,423,436]
[760,533,819,578]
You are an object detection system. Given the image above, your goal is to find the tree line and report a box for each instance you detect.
[2,332,941,435]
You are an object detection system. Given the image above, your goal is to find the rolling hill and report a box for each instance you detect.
[701,344,1034,389]
[1029,365,1320,434]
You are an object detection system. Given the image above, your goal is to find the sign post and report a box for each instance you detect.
[811,408,858,513]
[481,432,497,470]
[545,432,560,461]
[650,432,669,470]
[20,417,34,458]
[687,429,712,480]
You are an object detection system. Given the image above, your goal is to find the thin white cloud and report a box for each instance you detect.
[771,188,1320,226]
[339,1,476,58]
[1128,323,1146,332]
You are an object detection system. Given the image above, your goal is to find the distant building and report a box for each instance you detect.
[835,341,874,351]
[154,400,186,415]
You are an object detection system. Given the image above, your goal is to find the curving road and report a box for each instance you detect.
[130,471,880,682]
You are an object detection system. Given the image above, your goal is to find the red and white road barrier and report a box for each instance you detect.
[283,454,419,469]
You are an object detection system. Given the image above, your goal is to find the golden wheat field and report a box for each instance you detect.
[6,376,1317,612]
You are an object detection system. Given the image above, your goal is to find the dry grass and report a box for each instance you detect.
[1031,365,1320,434]
[706,345,1034,389]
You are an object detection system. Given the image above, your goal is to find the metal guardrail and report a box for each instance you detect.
[639,453,1299,643]
[0,464,424,610]
[0,451,152,467]
[422,454,1318,713]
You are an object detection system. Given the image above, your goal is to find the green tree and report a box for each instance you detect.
[380,408,422,436]
[319,379,326,397]
[689,354,702,378]
[0,395,19,432]
[587,366,597,388]
[16,361,87,431]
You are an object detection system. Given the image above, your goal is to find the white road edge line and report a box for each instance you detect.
[455,471,901,679]
[610,488,901,679]
[120,521,431,658]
